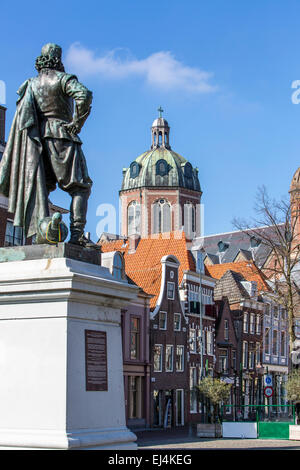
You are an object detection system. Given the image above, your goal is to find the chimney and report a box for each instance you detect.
[0,106,6,144]
[128,234,140,254]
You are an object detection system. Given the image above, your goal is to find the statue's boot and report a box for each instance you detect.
[69,190,89,246]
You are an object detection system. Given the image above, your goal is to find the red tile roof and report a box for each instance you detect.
[99,231,196,308]
[205,261,270,292]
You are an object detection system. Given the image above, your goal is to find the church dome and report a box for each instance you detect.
[152,117,169,128]
[121,109,201,193]
[122,148,201,192]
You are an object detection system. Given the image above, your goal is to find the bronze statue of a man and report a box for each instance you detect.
[0,43,93,245]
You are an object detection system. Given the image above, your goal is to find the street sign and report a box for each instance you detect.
[264,386,274,398]
[264,375,273,386]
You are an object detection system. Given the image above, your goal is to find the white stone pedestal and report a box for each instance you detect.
[0,253,139,449]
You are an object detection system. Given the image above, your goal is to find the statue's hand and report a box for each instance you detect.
[63,121,80,135]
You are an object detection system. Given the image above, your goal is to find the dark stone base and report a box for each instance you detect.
[0,243,101,266]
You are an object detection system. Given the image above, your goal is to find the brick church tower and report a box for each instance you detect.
[119,109,202,239]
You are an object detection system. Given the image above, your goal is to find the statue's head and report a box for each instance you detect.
[35,43,65,73]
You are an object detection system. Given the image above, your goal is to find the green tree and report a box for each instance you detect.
[197,376,231,423]
[233,185,300,361]
[285,370,300,423]
[285,370,300,402]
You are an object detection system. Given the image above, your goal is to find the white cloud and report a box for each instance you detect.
[65,43,217,94]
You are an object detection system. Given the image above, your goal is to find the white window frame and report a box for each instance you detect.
[167,282,175,300]
[256,314,261,335]
[224,319,229,340]
[159,311,167,330]
[176,389,185,426]
[153,344,163,372]
[250,313,255,334]
[174,313,181,331]
[256,342,260,365]
[127,201,141,236]
[249,349,255,369]
[190,367,197,413]
[243,341,248,369]
[206,330,213,355]
[176,345,184,372]
[165,345,174,372]
[243,312,248,333]
[273,330,278,355]
[265,328,270,355]
[280,331,286,357]
[202,287,213,305]
[189,328,197,353]
[219,349,228,373]
[152,199,172,234]
[5,220,24,247]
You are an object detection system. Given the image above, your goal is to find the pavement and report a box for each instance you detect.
[135,427,300,450]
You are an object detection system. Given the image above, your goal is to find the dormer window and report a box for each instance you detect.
[156,159,169,177]
[130,162,140,179]
[184,162,193,178]
[113,253,123,280]
[250,236,261,248]
[218,241,229,252]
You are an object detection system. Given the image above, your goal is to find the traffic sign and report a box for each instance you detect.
[264,386,274,398]
[264,375,273,386]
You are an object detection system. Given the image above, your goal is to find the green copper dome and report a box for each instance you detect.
[121,111,201,192]
[121,148,201,191]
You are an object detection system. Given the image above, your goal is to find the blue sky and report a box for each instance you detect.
[1,0,300,239]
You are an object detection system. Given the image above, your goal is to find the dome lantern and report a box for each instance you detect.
[151,106,170,150]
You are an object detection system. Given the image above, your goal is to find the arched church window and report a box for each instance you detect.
[158,132,162,145]
[128,201,141,236]
[152,199,171,234]
[184,202,196,236]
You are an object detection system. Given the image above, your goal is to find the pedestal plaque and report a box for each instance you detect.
[85,330,108,391]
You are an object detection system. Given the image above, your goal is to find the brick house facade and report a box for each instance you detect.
[150,255,188,427]
[121,289,152,430]
[214,297,239,419]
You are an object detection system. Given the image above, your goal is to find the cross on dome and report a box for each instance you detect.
[158,106,164,118]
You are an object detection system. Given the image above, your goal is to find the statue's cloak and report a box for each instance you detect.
[0,79,49,238]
